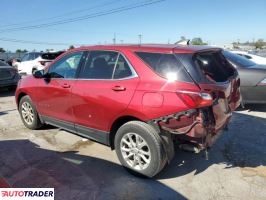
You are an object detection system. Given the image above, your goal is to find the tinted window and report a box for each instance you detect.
[113,54,133,79]
[41,51,64,60]
[34,53,42,59]
[48,51,83,78]
[223,51,256,68]
[80,51,118,79]
[135,52,192,82]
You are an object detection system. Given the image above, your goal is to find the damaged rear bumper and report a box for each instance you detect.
[149,107,232,149]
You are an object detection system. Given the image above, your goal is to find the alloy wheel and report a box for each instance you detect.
[120,132,151,170]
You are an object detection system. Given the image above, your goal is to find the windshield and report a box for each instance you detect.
[223,51,256,68]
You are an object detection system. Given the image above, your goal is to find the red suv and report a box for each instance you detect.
[15,44,241,177]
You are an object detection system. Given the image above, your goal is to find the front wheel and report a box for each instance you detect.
[19,95,43,129]
[115,121,167,177]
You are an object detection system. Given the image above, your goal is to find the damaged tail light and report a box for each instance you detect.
[177,90,213,108]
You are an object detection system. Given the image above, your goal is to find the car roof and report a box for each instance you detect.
[73,44,222,54]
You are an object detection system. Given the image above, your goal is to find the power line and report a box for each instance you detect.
[0,0,123,28]
[0,0,166,33]
[0,37,85,46]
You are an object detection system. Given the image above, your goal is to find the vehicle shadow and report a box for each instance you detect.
[0,140,186,200]
[0,88,15,97]
[157,111,266,179]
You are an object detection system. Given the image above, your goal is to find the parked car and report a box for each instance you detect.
[230,50,266,65]
[0,60,20,90]
[223,51,266,104]
[15,51,64,75]
[15,45,241,177]
[6,57,21,67]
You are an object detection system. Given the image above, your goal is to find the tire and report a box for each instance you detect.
[19,95,43,129]
[115,121,167,178]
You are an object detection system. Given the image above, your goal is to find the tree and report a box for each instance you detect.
[16,49,22,53]
[0,47,6,53]
[254,39,264,49]
[22,49,28,53]
[191,38,207,45]
[68,45,75,50]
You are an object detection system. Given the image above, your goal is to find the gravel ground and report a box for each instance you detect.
[0,88,266,200]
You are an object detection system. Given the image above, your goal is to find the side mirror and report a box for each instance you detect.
[33,70,45,78]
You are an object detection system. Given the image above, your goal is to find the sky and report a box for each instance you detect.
[0,0,266,52]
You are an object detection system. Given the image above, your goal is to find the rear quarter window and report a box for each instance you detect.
[135,52,192,82]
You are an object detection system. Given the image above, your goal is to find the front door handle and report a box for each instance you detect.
[61,83,71,88]
[112,86,126,91]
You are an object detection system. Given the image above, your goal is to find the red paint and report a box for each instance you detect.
[16,45,241,147]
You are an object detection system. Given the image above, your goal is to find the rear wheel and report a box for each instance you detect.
[19,95,43,129]
[115,121,167,177]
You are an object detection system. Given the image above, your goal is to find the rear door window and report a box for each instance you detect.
[79,51,119,79]
[135,52,192,82]
[113,54,133,79]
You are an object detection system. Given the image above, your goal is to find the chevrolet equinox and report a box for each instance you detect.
[15,44,241,177]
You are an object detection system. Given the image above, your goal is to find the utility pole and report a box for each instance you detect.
[113,33,116,45]
[138,34,142,45]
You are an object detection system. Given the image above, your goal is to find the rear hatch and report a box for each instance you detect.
[175,49,241,132]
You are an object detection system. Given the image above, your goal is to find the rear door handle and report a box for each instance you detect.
[61,83,71,88]
[112,86,126,91]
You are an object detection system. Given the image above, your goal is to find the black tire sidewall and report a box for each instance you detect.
[115,121,164,177]
[19,95,41,129]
